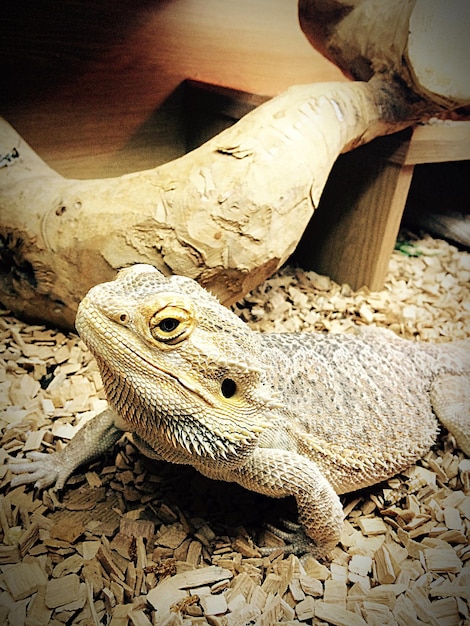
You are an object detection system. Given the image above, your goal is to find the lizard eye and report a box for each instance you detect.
[158,318,180,333]
[149,304,194,345]
[221,378,237,399]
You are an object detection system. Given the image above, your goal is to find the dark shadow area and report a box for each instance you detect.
[154,461,299,540]
[113,82,189,169]
[402,160,469,250]
[404,161,468,219]
[183,79,268,152]
[293,129,414,275]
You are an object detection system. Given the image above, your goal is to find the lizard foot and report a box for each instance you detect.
[8,410,124,492]
[8,451,72,491]
[259,519,319,557]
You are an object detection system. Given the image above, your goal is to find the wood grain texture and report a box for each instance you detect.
[406,122,470,164]
[0,0,345,178]
[296,130,414,291]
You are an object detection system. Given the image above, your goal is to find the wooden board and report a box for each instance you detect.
[296,121,470,290]
[295,129,414,290]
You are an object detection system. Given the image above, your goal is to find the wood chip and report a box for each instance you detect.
[443,506,463,531]
[3,560,48,600]
[146,580,187,616]
[199,593,228,616]
[374,544,399,585]
[52,553,84,577]
[26,584,52,625]
[315,600,368,626]
[111,533,135,560]
[120,518,155,541]
[173,566,234,589]
[45,573,81,609]
[128,609,153,626]
[18,522,39,557]
[356,517,388,535]
[155,523,187,549]
[49,517,85,544]
[109,604,131,626]
[22,429,48,452]
[349,554,372,577]
[295,595,315,620]
[82,540,101,560]
[82,558,104,596]
[299,574,323,597]
[424,547,462,573]
[324,579,347,607]
[96,542,126,581]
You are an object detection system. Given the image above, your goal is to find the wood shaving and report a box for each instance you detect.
[0,233,469,625]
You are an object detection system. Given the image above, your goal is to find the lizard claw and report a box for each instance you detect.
[259,519,314,556]
[8,451,69,491]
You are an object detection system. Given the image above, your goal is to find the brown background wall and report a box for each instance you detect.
[1,0,346,178]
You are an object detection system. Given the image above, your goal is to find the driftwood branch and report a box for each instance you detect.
[299,0,470,109]
[0,79,415,328]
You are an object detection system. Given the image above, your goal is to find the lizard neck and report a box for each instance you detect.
[97,358,258,468]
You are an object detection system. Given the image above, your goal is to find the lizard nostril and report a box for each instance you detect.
[221,378,237,398]
[119,313,129,323]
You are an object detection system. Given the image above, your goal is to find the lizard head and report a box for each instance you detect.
[76,265,278,466]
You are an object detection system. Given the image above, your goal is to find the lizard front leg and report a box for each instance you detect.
[200,448,344,557]
[9,408,125,490]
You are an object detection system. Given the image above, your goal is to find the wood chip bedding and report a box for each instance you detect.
[0,233,469,625]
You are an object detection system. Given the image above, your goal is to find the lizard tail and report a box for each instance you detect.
[422,337,470,456]
[422,337,470,375]
[430,372,470,456]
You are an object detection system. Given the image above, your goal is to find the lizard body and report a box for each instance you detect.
[10,265,470,555]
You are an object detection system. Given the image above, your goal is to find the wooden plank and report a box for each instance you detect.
[406,122,470,164]
[45,573,82,609]
[295,129,414,291]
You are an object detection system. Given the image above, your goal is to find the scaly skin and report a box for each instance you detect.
[10,265,470,556]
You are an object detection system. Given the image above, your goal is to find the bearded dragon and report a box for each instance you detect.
[10,265,470,556]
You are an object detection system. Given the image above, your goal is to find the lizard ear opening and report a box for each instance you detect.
[221,378,237,398]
